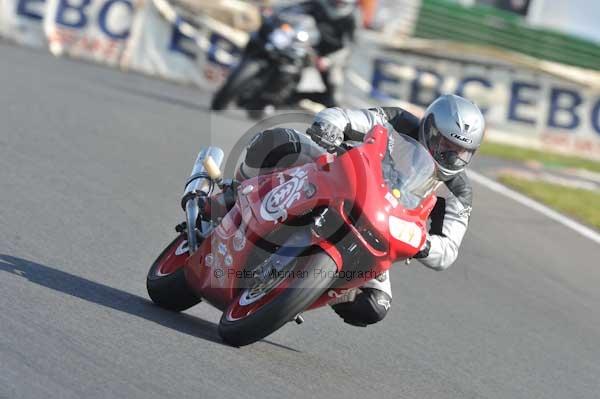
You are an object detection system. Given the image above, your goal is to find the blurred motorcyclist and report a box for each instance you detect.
[254,0,357,107]
[235,94,485,327]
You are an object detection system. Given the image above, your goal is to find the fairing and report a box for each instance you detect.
[183,125,437,311]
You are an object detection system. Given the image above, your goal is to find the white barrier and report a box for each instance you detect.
[44,0,138,66]
[1,0,47,47]
[124,0,247,88]
[0,1,6,38]
[0,0,245,88]
[125,0,219,88]
[371,52,600,159]
[378,0,421,38]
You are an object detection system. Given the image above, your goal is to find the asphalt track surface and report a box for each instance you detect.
[1,41,600,399]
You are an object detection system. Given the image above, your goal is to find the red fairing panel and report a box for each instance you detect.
[184,125,435,312]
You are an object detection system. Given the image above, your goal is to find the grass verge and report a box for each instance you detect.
[498,174,600,231]
[480,142,600,174]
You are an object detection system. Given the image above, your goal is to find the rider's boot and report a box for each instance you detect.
[330,271,393,327]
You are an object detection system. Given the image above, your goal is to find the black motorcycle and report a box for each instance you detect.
[210,12,322,118]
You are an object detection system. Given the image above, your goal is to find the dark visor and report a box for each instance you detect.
[425,118,475,171]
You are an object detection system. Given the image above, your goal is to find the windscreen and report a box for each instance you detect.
[381,132,439,209]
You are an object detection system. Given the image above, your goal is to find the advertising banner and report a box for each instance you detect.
[0,0,244,87]
[43,0,140,66]
[371,53,600,158]
[0,0,47,47]
[123,0,242,89]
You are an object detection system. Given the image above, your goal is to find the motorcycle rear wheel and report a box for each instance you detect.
[218,250,337,347]
[146,234,201,312]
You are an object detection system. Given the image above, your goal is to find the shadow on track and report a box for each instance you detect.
[0,254,301,352]
[0,254,225,344]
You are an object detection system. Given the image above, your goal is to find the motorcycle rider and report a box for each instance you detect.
[234,94,485,327]
[253,0,357,108]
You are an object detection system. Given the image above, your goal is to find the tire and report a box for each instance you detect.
[210,59,264,111]
[147,234,201,312]
[218,250,337,347]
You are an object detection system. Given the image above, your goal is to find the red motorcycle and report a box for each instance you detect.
[147,125,439,346]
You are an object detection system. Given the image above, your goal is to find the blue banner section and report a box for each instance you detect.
[168,15,240,68]
[371,56,600,137]
[9,0,242,74]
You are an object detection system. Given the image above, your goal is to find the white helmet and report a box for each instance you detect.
[419,94,485,181]
[317,0,358,19]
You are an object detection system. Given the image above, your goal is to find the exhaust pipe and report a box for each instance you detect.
[181,147,224,253]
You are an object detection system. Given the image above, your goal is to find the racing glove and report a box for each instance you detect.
[413,237,431,259]
[306,121,345,149]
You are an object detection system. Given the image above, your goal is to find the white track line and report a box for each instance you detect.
[468,170,600,245]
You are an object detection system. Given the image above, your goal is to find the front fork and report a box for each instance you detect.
[181,147,225,253]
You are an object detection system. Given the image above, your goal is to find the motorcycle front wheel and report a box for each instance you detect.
[210,58,264,111]
[146,234,201,312]
[218,249,337,347]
